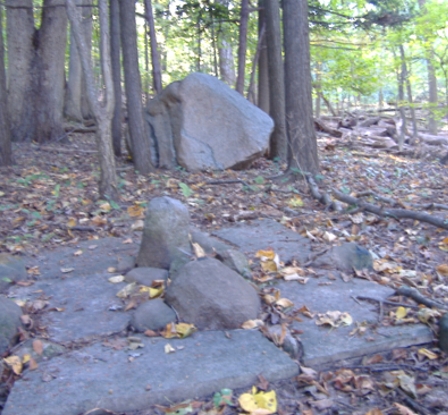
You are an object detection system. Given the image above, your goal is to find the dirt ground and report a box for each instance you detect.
[1,132,448,415]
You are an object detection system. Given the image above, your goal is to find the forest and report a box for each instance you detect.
[1,1,448,415]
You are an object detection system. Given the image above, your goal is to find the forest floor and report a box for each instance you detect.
[1,131,448,415]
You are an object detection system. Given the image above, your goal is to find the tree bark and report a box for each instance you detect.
[265,0,286,160]
[66,0,118,200]
[235,0,249,94]
[257,0,269,113]
[399,45,418,142]
[144,0,163,94]
[110,0,122,156]
[0,3,12,166]
[217,0,236,87]
[426,50,438,134]
[284,0,319,175]
[397,47,407,151]
[119,0,154,174]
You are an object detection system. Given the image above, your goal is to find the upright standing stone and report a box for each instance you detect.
[136,197,192,269]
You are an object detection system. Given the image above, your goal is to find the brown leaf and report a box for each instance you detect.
[33,339,44,356]
[29,357,38,371]
[257,374,269,391]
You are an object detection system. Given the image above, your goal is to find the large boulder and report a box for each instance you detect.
[165,257,260,330]
[0,296,22,355]
[136,197,192,269]
[0,253,27,294]
[145,73,273,171]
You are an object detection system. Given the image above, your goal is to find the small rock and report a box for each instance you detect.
[165,258,260,330]
[264,324,302,360]
[136,197,192,269]
[0,296,22,354]
[131,299,176,332]
[0,253,28,293]
[125,267,168,286]
[439,313,448,353]
[313,242,373,271]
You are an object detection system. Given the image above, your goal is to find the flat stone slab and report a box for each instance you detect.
[2,330,299,415]
[26,237,139,280]
[8,273,130,345]
[275,275,433,366]
[214,219,312,263]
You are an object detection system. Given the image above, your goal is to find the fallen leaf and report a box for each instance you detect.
[436,264,448,276]
[175,323,197,338]
[275,298,294,309]
[73,250,83,256]
[108,275,125,284]
[395,306,408,321]
[60,267,74,273]
[3,356,23,375]
[116,282,136,298]
[241,319,264,329]
[29,357,38,370]
[144,329,158,337]
[192,242,206,258]
[33,339,44,355]
[164,343,176,354]
[107,267,117,273]
[127,204,145,218]
[238,387,277,415]
[393,403,418,415]
[213,388,233,407]
[418,348,438,360]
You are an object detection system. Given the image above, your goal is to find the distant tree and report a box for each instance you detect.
[257,0,269,113]
[235,0,249,94]
[66,0,118,200]
[0,3,12,166]
[119,0,154,174]
[144,0,163,94]
[6,0,67,143]
[265,0,286,161]
[110,0,122,156]
[283,0,319,176]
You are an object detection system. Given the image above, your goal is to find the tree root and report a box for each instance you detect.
[395,286,448,311]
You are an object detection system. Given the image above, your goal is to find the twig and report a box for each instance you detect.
[332,189,448,230]
[395,286,448,311]
[395,387,432,415]
[339,363,427,373]
[205,179,250,187]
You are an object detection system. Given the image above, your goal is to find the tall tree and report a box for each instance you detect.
[64,0,92,122]
[284,0,319,175]
[144,0,163,94]
[265,0,286,161]
[110,0,122,156]
[66,0,118,200]
[7,0,67,143]
[257,0,269,113]
[119,0,154,174]
[235,0,249,94]
[217,0,236,86]
[0,3,12,166]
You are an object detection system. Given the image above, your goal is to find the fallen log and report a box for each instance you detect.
[314,118,342,138]
[332,189,448,230]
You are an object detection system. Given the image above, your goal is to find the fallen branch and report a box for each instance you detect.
[332,189,448,230]
[306,176,343,212]
[395,286,448,311]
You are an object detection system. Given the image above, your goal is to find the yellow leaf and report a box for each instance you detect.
[176,323,197,338]
[22,354,31,364]
[127,204,145,218]
[396,306,408,320]
[418,348,438,360]
[67,218,77,228]
[255,250,276,260]
[238,388,277,415]
[261,260,278,273]
[263,295,276,305]
[148,286,164,299]
[288,196,304,208]
[3,356,23,375]
[161,323,178,339]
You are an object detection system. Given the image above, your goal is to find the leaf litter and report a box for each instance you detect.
[0,134,448,414]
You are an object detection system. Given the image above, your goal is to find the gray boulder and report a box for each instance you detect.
[131,299,176,332]
[145,73,273,171]
[0,296,22,354]
[136,197,192,269]
[312,242,373,271]
[165,258,260,330]
[0,253,27,293]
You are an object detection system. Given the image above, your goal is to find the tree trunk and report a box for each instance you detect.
[66,0,118,200]
[427,49,438,134]
[284,0,319,175]
[64,0,92,122]
[110,0,122,156]
[217,0,236,87]
[257,0,269,113]
[247,22,265,104]
[235,0,249,94]
[265,0,287,161]
[144,0,163,94]
[397,49,407,151]
[80,0,93,120]
[119,0,154,174]
[0,3,12,166]
[399,45,418,142]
